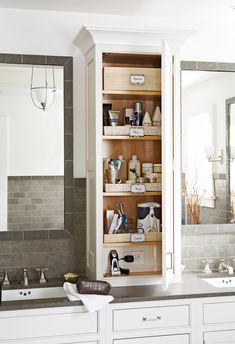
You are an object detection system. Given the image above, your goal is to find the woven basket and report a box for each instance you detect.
[145,183,162,192]
[104,183,131,192]
[103,126,161,136]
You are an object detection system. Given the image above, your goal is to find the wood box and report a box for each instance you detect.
[103,232,162,244]
[104,67,161,92]
[103,126,161,136]
[145,232,162,242]
[104,233,131,243]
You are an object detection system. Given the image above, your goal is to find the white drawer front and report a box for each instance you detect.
[113,305,190,331]
[0,310,98,341]
[204,302,235,324]
[114,334,189,344]
[204,330,235,343]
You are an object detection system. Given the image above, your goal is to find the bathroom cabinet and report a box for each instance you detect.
[0,305,100,343]
[75,26,190,288]
[1,295,235,343]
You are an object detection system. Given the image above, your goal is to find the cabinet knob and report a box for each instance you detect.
[142,315,162,321]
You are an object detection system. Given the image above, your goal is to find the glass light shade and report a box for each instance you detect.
[32,87,55,111]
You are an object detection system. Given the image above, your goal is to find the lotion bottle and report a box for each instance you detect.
[128,155,141,181]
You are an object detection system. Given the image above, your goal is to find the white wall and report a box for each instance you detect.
[1,9,235,177]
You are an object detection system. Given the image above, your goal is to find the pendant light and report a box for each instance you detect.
[30,65,56,111]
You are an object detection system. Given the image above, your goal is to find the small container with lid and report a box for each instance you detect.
[142,163,153,178]
[153,163,162,173]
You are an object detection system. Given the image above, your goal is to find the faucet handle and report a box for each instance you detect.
[36,267,48,284]
[201,259,213,274]
[2,270,10,286]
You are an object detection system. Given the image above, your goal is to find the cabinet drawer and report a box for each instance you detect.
[204,302,235,324]
[114,334,189,344]
[204,330,235,343]
[0,309,98,341]
[113,305,190,331]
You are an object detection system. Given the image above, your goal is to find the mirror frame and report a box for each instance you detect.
[0,53,73,240]
[226,96,235,223]
[181,60,235,232]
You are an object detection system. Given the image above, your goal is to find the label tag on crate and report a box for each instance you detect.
[129,127,144,137]
[131,183,146,194]
[131,233,145,243]
[130,74,145,85]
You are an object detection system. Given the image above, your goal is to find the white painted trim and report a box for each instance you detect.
[0,116,7,231]
[173,52,182,282]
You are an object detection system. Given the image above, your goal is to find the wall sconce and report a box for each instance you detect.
[230,146,235,162]
[205,146,223,164]
[30,66,56,111]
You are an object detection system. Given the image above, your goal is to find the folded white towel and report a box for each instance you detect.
[63,282,114,313]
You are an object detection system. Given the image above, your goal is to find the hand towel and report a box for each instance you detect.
[63,282,114,313]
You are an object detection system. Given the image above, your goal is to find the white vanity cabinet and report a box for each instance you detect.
[0,306,100,344]
[75,26,190,288]
[107,299,192,344]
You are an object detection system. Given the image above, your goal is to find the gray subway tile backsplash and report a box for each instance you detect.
[182,224,235,271]
[8,176,64,231]
[0,178,86,281]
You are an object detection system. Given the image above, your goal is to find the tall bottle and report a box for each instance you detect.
[118,155,127,183]
[128,155,141,181]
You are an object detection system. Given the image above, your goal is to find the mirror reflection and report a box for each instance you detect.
[182,70,235,224]
[0,64,64,231]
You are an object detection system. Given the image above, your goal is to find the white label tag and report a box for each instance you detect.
[131,233,145,243]
[131,183,146,194]
[129,127,144,137]
[130,74,145,85]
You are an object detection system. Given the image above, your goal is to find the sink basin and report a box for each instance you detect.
[202,277,235,288]
[2,286,66,302]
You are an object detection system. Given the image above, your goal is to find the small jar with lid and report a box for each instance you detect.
[153,164,162,173]
[142,163,153,178]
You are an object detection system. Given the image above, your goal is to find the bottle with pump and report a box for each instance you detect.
[128,155,141,181]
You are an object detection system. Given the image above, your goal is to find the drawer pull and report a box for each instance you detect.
[142,315,162,322]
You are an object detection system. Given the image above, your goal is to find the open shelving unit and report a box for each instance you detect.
[102,52,163,280]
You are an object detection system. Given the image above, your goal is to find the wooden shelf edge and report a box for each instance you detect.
[103,135,161,141]
[102,90,161,96]
[104,271,162,278]
[103,241,162,248]
[103,192,162,197]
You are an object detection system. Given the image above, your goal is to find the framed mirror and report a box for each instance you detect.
[0,54,73,238]
[181,62,235,226]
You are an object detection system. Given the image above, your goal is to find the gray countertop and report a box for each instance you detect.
[1,273,235,311]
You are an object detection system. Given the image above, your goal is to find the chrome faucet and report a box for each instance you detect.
[22,268,29,286]
[218,260,234,275]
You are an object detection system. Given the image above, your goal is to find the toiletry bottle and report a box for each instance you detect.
[128,155,141,181]
[152,106,161,127]
[133,102,143,126]
[142,112,152,126]
[118,155,127,182]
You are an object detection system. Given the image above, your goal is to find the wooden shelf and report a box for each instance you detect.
[103,241,162,248]
[102,90,161,101]
[103,192,162,197]
[104,270,162,278]
[103,90,161,96]
[103,135,161,141]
